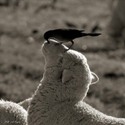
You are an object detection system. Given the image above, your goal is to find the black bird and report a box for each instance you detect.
[44,28,101,49]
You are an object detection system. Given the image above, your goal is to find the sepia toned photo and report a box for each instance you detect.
[0,0,125,125]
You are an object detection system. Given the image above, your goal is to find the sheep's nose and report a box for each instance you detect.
[44,40,50,44]
[45,39,60,45]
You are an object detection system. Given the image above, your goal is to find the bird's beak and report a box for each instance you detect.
[47,40,50,44]
[46,39,50,44]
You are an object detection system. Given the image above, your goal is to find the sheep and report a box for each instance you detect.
[28,39,125,125]
[0,100,27,125]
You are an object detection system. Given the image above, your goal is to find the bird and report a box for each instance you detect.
[44,28,101,49]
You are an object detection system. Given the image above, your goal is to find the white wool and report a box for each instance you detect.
[28,39,125,125]
[0,100,27,125]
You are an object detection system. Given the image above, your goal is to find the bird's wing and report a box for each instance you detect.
[67,29,84,33]
[53,29,84,33]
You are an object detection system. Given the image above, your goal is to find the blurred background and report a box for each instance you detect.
[0,0,125,118]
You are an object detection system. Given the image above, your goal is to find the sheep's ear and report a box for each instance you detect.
[91,72,99,84]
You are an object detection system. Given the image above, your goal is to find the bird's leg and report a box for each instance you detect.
[60,40,74,51]
[60,42,63,44]
[65,40,74,51]
[69,40,74,49]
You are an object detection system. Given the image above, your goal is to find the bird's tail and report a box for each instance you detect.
[82,32,101,37]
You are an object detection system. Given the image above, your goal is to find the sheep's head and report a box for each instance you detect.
[42,39,68,68]
[62,49,99,101]
[41,39,99,102]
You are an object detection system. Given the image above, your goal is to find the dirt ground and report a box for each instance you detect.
[0,0,125,118]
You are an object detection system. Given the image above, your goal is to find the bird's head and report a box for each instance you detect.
[44,30,55,42]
